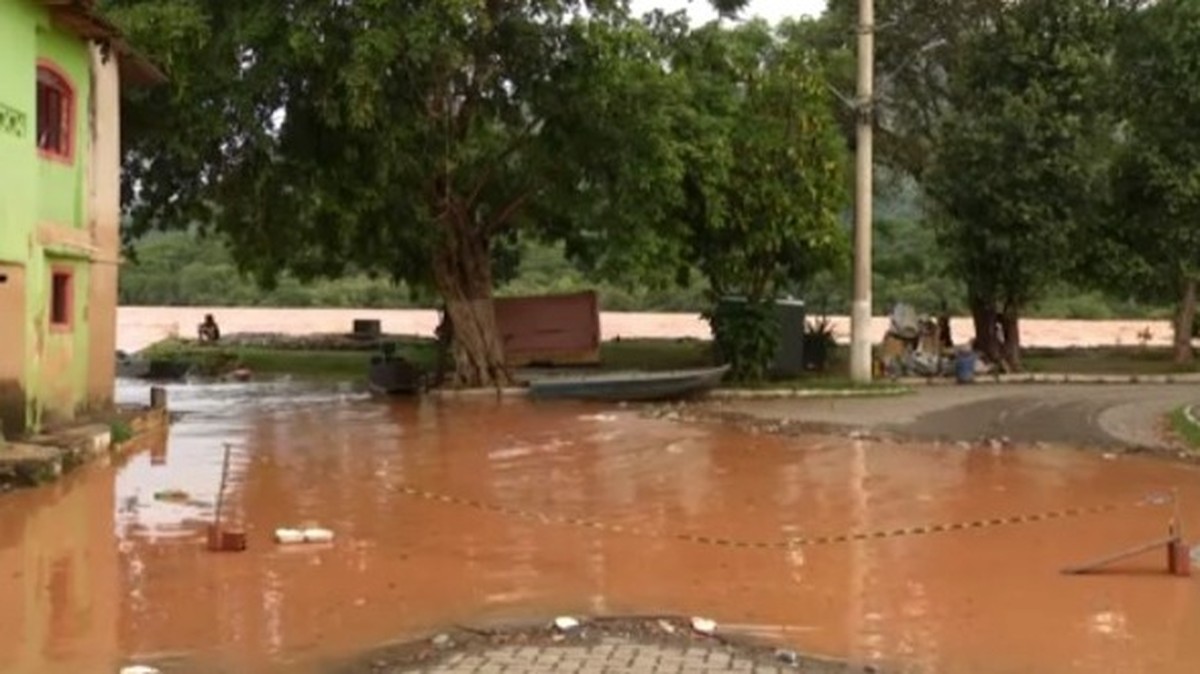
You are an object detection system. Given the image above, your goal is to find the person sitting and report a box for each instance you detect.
[198,314,221,343]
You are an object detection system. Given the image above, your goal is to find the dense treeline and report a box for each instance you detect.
[107,0,1200,382]
[120,227,1170,321]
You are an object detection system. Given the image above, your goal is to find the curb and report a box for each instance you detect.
[897,373,1200,386]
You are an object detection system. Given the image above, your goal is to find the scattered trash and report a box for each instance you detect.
[119,666,161,674]
[657,619,677,634]
[303,527,335,543]
[275,528,306,544]
[690,617,717,635]
[775,648,799,665]
[1102,453,1118,461]
[553,616,580,632]
[431,633,452,648]
[274,527,334,544]
[153,489,189,503]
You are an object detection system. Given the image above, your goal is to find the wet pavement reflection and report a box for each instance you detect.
[1,380,1198,673]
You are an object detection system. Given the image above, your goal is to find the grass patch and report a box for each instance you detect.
[598,339,715,371]
[141,338,438,379]
[1169,406,1200,451]
[1024,347,1200,375]
[109,419,133,444]
[145,337,1200,389]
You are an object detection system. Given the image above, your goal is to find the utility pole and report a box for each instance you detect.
[849,0,875,384]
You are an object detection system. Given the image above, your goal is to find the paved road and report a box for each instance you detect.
[715,384,1200,450]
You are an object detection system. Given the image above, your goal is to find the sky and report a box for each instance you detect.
[629,0,829,26]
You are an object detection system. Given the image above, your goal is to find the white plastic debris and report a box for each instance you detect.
[657,619,677,634]
[275,527,334,544]
[274,528,306,544]
[553,616,581,632]
[119,666,161,674]
[302,527,335,543]
[690,617,717,634]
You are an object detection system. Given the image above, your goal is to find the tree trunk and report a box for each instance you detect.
[1173,277,1196,364]
[431,213,512,389]
[969,293,1001,364]
[999,307,1021,372]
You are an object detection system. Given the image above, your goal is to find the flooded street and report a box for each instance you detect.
[2,382,1199,673]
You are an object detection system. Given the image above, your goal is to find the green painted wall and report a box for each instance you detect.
[0,0,38,265]
[36,21,90,230]
[0,1,96,431]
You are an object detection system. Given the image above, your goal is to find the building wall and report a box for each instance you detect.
[0,0,38,264]
[0,0,107,434]
[86,45,122,410]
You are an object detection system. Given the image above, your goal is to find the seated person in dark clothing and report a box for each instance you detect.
[198,314,221,342]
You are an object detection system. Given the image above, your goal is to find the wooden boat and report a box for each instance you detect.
[367,357,425,395]
[528,365,730,402]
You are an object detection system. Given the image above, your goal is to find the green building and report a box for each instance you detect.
[0,1,160,437]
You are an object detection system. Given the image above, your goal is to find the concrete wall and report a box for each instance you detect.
[0,0,114,434]
[86,45,121,410]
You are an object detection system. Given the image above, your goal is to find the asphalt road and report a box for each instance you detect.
[715,384,1200,450]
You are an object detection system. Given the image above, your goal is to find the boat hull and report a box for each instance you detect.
[528,366,729,402]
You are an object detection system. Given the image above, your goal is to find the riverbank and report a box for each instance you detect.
[135,333,1200,391]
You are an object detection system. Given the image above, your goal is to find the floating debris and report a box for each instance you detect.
[553,616,581,632]
[152,489,189,503]
[690,617,717,635]
[275,527,335,544]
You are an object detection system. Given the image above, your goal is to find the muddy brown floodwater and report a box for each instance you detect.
[2,382,1199,674]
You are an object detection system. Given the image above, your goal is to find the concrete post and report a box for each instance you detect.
[850,0,875,384]
[150,386,167,410]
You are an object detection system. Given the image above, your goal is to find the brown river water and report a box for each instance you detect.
[2,381,1199,673]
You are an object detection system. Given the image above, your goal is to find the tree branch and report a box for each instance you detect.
[484,187,536,235]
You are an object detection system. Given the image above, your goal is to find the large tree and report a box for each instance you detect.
[926,0,1116,369]
[823,0,1006,181]
[670,20,848,380]
[107,0,689,387]
[1100,0,1200,363]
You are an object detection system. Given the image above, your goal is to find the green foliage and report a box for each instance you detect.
[664,21,847,381]
[106,0,704,385]
[706,300,779,382]
[1169,406,1200,451]
[675,21,849,303]
[120,232,419,307]
[109,420,134,445]
[825,0,1009,179]
[927,0,1117,314]
[1096,0,1200,352]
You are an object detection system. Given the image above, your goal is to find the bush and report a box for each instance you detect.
[706,299,778,382]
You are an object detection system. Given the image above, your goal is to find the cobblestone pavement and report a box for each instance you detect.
[405,638,835,673]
